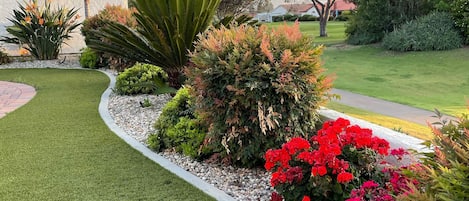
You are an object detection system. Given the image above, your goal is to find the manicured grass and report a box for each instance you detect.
[323,45,469,116]
[326,102,433,140]
[265,21,347,45]
[0,69,214,201]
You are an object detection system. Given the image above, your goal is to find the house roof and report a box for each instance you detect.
[279,4,314,14]
[277,0,355,14]
[332,0,356,11]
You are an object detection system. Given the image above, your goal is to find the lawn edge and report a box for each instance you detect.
[96,70,236,201]
[319,107,430,153]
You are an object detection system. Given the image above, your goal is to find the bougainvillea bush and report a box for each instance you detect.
[265,118,424,201]
[187,22,333,167]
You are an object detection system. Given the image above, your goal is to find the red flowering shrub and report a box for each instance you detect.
[265,118,391,201]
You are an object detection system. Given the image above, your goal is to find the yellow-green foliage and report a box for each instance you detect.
[115,63,168,95]
[187,22,333,167]
[148,87,208,158]
[79,48,98,69]
[0,49,10,64]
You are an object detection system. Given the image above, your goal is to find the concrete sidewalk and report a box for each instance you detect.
[330,88,457,126]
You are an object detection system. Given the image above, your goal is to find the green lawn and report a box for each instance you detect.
[265,21,347,45]
[323,45,469,116]
[0,69,214,201]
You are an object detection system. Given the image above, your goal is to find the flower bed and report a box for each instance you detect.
[265,118,418,201]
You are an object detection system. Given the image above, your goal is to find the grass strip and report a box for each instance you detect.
[0,69,214,201]
[326,102,432,140]
[265,21,347,45]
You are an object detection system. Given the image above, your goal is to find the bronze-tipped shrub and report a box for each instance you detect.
[187,22,333,167]
[407,103,469,201]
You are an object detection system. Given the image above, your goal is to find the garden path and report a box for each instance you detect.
[331,88,458,126]
[0,81,36,118]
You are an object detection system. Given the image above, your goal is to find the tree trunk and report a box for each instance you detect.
[84,0,90,18]
[319,18,328,37]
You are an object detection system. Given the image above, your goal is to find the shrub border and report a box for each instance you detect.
[97,70,236,201]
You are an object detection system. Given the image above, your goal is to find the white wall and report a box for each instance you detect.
[303,7,319,17]
[270,6,288,16]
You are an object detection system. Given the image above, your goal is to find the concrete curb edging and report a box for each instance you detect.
[97,70,236,201]
[319,107,430,153]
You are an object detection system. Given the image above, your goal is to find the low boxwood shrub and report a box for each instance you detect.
[148,87,209,158]
[115,63,169,95]
[187,22,333,167]
[299,15,317,21]
[382,12,463,51]
[0,49,10,64]
[79,48,98,69]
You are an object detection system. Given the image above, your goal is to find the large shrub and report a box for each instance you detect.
[148,87,208,158]
[187,22,333,167]
[1,0,80,60]
[86,0,221,87]
[81,5,137,70]
[115,63,169,95]
[382,12,463,51]
[346,0,434,45]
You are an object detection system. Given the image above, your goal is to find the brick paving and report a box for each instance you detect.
[0,81,36,118]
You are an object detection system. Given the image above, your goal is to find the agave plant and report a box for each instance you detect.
[86,0,220,87]
[1,0,80,60]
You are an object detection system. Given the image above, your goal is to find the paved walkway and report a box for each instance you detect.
[0,81,36,118]
[331,88,457,126]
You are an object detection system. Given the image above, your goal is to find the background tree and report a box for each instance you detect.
[345,0,435,45]
[310,0,337,37]
[256,0,274,12]
[84,0,90,18]
[217,0,255,18]
[450,0,469,44]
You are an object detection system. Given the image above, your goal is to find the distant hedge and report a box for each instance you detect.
[382,12,463,51]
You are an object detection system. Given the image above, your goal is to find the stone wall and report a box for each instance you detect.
[0,0,128,55]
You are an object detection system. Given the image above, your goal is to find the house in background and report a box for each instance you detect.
[255,0,356,22]
[271,4,319,17]
[330,0,356,17]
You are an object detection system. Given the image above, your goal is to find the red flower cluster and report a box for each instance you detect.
[265,118,392,200]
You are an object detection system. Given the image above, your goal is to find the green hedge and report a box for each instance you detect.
[382,12,463,51]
